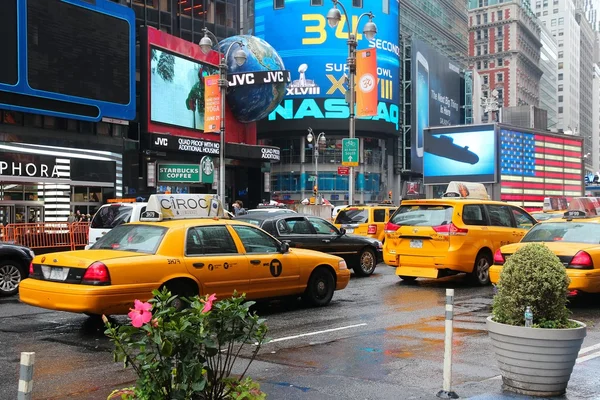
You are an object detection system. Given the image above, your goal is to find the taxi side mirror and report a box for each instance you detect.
[279,241,290,253]
[339,227,346,236]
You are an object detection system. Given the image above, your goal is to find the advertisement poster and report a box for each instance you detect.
[150,47,218,131]
[356,49,378,117]
[254,0,400,134]
[423,125,496,184]
[203,75,221,133]
[411,38,462,173]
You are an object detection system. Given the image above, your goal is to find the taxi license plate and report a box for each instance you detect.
[42,266,70,281]
[409,239,423,249]
[346,228,354,233]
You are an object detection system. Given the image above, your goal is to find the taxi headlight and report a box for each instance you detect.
[338,260,348,270]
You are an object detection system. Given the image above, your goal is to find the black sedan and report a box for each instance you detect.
[236,213,383,276]
[0,242,35,296]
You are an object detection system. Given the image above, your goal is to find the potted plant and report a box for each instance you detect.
[487,243,587,397]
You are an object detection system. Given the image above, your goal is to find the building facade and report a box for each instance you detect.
[577,11,596,174]
[539,23,559,129]
[593,63,600,174]
[468,0,543,121]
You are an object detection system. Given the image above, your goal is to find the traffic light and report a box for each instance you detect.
[388,190,392,200]
[313,185,318,196]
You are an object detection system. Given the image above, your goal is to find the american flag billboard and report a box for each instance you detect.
[500,128,583,209]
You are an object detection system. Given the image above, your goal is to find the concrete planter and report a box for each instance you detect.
[486,316,586,397]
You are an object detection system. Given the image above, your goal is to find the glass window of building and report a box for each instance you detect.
[483,75,489,85]
[558,73,563,80]
[476,14,481,24]
[352,0,363,7]
[558,62,563,69]
[543,10,548,15]
[483,13,488,23]
[497,58,503,66]
[536,12,541,16]
[543,0,548,6]
[551,19,556,26]
[310,0,324,5]
[497,26,503,36]
[553,8,558,13]
[558,17,564,25]
[558,51,563,58]
[479,0,488,7]
[477,61,482,69]
[497,41,503,52]
[496,88,503,100]
[558,95,563,102]
[558,84,563,91]
[559,107,563,113]
[483,60,488,68]
[497,72,503,82]
[497,10,502,20]
[274,0,284,9]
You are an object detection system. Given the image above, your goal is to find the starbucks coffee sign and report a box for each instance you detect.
[200,156,214,184]
[158,164,200,183]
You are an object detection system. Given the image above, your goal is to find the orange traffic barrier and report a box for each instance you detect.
[3,222,90,251]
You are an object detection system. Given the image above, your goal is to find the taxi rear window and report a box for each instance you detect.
[91,225,167,254]
[335,209,369,224]
[390,205,454,227]
[522,222,600,244]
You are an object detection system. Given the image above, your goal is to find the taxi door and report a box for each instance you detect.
[231,224,301,298]
[484,204,522,250]
[183,225,250,298]
[509,206,537,239]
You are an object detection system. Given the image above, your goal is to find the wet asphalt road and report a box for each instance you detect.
[1,265,600,400]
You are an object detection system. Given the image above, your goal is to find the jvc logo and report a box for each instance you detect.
[154,137,168,147]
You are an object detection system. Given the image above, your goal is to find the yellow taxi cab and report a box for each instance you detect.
[333,203,397,242]
[383,182,537,285]
[19,194,350,316]
[490,208,600,294]
[529,196,569,222]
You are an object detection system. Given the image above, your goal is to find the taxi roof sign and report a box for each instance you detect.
[543,196,568,212]
[562,197,600,219]
[442,182,490,200]
[140,194,224,222]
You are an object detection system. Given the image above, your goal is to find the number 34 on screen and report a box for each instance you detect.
[302,14,365,45]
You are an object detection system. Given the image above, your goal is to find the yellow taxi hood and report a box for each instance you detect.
[33,250,142,267]
[501,242,600,256]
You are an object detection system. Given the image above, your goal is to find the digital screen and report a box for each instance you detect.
[411,39,462,173]
[27,0,130,104]
[150,47,218,131]
[423,127,497,184]
[0,0,18,85]
[254,0,400,134]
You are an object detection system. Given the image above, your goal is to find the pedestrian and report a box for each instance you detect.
[67,212,76,223]
[75,210,83,222]
[232,200,247,216]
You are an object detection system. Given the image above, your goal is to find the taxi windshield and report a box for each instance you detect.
[390,205,454,226]
[522,222,600,244]
[335,209,369,224]
[91,224,167,254]
[530,212,557,222]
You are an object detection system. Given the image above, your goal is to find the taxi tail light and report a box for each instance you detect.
[432,223,468,236]
[82,262,111,285]
[29,262,34,275]
[493,249,505,265]
[367,224,377,234]
[384,222,400,233]
[568,251,593,269]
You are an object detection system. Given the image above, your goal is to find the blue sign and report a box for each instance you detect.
[423,125,497,185]
[0,0,136,122]
[254,0,400,133]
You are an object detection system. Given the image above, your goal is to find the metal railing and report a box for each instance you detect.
[0,222,90,251]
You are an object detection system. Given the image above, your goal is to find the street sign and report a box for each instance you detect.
[338,166,350,175]
[308,175,317,182]
[342,138,359,167]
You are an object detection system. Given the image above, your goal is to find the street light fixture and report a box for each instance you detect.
[307,127,326,205]
[325,0,377,206]
[199,28,247,204]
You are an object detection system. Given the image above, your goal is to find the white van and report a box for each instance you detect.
[87,202,148,247]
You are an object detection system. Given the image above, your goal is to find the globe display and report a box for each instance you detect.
[218,36,287,123]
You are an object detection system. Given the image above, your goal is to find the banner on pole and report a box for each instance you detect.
[356,49,378,117]
[203,75,221,133]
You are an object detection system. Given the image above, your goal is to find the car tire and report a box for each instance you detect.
[470,251,492,286]
[353,248,377,277]
[398,276,418,282]
[163,282,197,311]
[0,260,25,297]
[302,267,335,307]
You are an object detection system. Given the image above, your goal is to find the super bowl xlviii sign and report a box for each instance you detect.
[228,71,291,86]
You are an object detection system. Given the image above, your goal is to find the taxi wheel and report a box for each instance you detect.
[163,281,197,311]
[0,260,25,297]
[354,248,377,277]
[303,267,335,307]
[470,252,492,286]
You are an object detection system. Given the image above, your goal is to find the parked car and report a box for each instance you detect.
[88,201,148,247]
[333,204,397,242]
[0,243,35,296]
[236,213,383,276]
[246,208,296,215]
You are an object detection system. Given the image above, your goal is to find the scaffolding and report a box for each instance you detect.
[399,34,412,173]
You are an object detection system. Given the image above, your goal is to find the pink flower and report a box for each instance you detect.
[202,293,217,313]
[128,299,153,328]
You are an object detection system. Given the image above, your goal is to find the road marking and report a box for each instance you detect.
[257,323,368,345]
[576,350,600,364]
[578,342,600,356]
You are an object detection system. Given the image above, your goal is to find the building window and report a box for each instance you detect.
[536,0,541,7]
[551,19,557,26]
[558,62,563,69]
[477,46,481,56]
[382,0,389,14]
[476,14,481,24]
[558,29,564,36]
[558,106,563,113]
[479,0,488,7]
[536,11,541,16]
[483,60,489,68]
[274,0,284,9]
[352,0,363,7]
[497,72,503,82]
[558,17,564,25]
[497,10,503,20]
[558,95,563,102]
[477,61,482,69]
[543,0,548,6]
[558,40,563,47]
[558,84,563,91]
[497,26,503,36]
[497,88,503,101]
[483,13,488,23]
[311,0,324,4]
[558,73,563,80]
[543,10,548,15]
[553,8,558,13]
[558,51,563,58]
[1,111,23,125]
[477,30,482,40]
[483,75,489,85]
[497,58,503,66]
[483,44,488,54]
[497,41,503,52]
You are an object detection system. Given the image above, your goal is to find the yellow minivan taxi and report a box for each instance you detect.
[383,197,537,285]
[333,204,397,242]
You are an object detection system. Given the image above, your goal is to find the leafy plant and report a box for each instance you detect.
[104,289,268,400]
[492,243,575,329]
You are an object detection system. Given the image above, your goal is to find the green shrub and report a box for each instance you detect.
[492,243,574,328]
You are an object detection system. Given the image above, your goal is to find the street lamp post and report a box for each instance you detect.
[307,128,326,205]
[325,0,377,206]
[199,29,247,204]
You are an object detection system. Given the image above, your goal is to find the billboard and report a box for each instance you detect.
[254,0,400,134]
[411,39,462,173]
[423,124,497,184]
[499,128,583,208]
[0,0,135,122]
